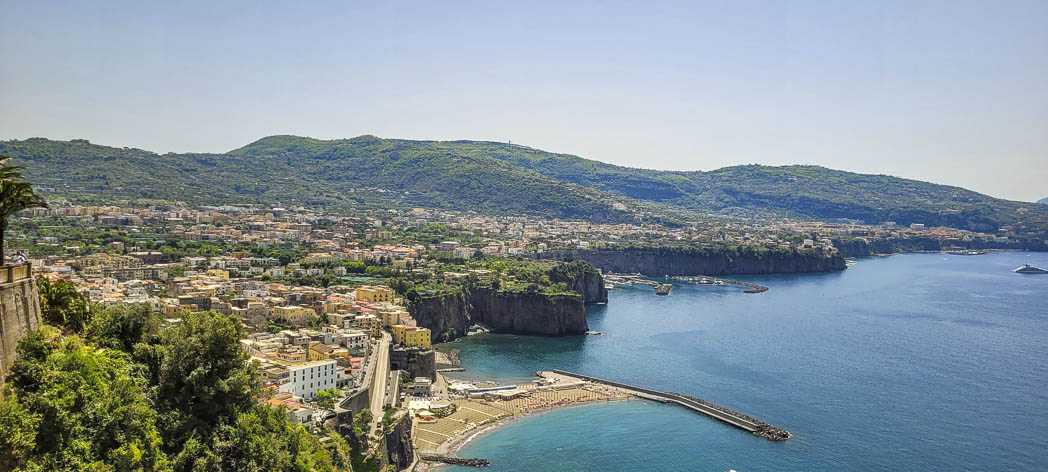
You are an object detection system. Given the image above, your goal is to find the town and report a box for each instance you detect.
[7,195,1044,468]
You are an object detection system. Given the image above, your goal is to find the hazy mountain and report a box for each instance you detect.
[3,135,1046,235]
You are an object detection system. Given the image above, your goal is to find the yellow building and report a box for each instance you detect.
[355,286,394,303]
[405,327,431,349]
[206,269,230,279]
[308,341,337,361]
[391,324,411,345]
[353,314,381,336]
[380,308,411,327]
[392,325,431,349]
[163,303,194,317]
[271,306,317,326]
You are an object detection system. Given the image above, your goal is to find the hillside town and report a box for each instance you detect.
[9,196,1044,450]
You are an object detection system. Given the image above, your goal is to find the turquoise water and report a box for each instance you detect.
[444,252,1048,471]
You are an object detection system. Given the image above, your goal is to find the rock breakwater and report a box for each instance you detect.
[420,454,491,467]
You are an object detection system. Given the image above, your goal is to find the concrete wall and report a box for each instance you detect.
[0,276,42,384]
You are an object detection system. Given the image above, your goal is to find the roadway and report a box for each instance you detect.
[368,331,391,438]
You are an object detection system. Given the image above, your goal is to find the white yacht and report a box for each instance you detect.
[1012,264,1048,274]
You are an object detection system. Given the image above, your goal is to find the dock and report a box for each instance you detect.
[667,275,768,293]
[548,370,790,441]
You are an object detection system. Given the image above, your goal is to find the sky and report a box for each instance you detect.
[1,0,1046,202]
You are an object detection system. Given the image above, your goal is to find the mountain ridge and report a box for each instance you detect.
[2,135,1045,237]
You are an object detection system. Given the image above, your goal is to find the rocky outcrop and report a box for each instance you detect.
[408,291,470,341]
[534,249,845,276]
[379,415,415,470]
[409,287,589,340]
[469,288,588,336]
[408,262,605,341]
[389,346,436,381]
[548,260,608,304]
[0,276,42,386]
[420,454,491,467]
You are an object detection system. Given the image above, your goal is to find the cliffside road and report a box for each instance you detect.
[369,332,391,438]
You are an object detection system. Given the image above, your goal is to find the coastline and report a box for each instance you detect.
[417,397,630,471]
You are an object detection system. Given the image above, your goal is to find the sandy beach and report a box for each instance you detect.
[412,381,632,470]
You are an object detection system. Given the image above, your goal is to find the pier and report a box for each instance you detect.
[548,370,790,441]
[667,275,768,293]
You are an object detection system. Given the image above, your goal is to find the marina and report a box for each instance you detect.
[604,273,770,294]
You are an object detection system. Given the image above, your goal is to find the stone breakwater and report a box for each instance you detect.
[669,392,791,441]
[420,454,491,467]
[550,370,791,442]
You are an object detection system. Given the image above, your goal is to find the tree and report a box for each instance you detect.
[0,155,47,264]
[1,330,168,471]
[38,277,90,332]
[440,328,457,343]
[87,302,160,352]
[206,404,348,472]
[315,388,340,410]
[148,311,260,452]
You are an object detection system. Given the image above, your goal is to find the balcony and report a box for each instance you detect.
[0,263,31,284]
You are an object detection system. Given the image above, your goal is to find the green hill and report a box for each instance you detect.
[2,135,1045,235]
[0,136,637,222]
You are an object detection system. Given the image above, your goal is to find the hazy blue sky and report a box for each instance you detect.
[1,0,1045,201]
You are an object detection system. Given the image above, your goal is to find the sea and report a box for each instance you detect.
[442,252,1048,471]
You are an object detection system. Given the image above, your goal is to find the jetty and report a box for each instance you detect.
[667,275,768,294]
[419,454,490,467]
[547,370,790,441]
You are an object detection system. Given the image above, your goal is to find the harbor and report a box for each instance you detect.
[605,273,769,294]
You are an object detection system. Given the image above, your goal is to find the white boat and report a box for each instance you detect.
[1012,264,1048,274]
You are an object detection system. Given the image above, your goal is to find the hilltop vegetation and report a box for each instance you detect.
[2,304,362,471]
[2,136,1046,236]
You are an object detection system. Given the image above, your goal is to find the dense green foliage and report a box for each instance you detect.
[1,307,357,472]
[38,278,91,332]
[4,136,1046,235]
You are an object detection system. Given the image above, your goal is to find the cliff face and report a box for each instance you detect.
[408,287,590,340]
[389,347,436,381]
[0,277,42,386]
[549,261,608,304]
[469,288,588,336]
[536,249,845,276]
[407,262,605,341]
[832,237,1048,257]
[408,291,469,341]
[380,415,415,471]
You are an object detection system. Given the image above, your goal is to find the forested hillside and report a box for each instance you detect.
[3,135,1045,235]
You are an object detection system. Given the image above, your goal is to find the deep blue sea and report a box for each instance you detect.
[443,252,1048,471]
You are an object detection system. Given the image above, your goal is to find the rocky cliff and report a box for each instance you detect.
[407,262,606,341]
[379,414,415,471]
[832,237,1048,257]
[535,249,845,276]
[409,287,589,340]
[469,288,588,336]
[0,276,42,386]
[407,291,470,341]
[548,260,608,304]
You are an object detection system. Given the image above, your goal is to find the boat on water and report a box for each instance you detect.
[1012,264,1048,274]
[655,284,673,295]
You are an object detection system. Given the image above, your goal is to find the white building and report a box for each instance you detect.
[340,331,369,350]
[278,359,339,401]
